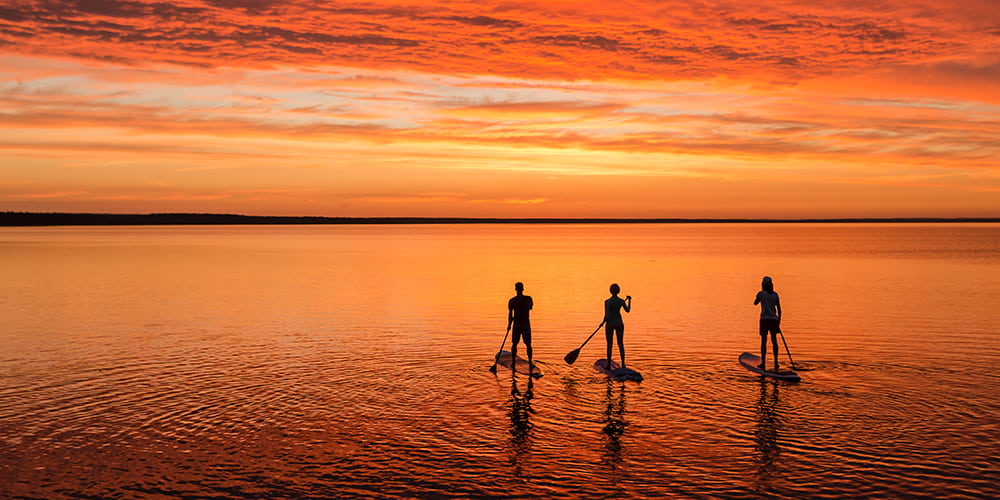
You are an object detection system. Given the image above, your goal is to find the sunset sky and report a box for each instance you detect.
[2,0,999,218]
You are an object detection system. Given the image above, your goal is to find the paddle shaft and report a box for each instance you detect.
[779,331,796,369]
[489,327,511,373]
[578,321,605,350]
[564,321,605,364]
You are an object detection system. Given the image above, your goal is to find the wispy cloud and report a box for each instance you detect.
[3,1,996,84]
[1,1,998,216]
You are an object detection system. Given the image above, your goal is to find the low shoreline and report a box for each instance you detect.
[2,212,998,226]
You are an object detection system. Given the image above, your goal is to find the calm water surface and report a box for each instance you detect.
[1,223,998,499]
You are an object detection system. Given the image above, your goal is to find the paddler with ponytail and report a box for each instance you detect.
[754,276,782,372]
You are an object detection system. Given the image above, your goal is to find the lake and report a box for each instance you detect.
[1,223,998,499]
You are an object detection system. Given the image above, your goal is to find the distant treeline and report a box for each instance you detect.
[2,212,998,226]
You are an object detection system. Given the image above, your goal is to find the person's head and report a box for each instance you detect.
[609,283,620,295]
[515,282,524,294]
[761,276,774,292]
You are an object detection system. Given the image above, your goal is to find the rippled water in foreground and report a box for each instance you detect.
[1,223,998,499]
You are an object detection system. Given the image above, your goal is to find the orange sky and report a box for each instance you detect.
[1,0,998,218]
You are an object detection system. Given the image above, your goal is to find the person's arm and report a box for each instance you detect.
[507,303,514,330]
[775,295,781,321]
[754,291,761,305]
[623,295,631,313]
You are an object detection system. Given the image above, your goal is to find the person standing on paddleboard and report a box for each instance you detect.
[604,284,631,370]
[754,276,782,372]
[507,282,534,374]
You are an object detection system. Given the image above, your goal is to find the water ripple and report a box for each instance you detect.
[3,224,999,498]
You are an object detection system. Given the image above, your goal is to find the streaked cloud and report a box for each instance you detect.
[0,1,998,217]
[3,1,996,84]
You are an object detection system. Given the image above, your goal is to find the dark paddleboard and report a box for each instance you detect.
[594,359,643,382]
[738,352,800,382]
[496,350,543,378]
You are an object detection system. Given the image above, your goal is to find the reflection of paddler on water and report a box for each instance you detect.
[506,376,534,472]
[752,379,782,492]
[601,380,628,470]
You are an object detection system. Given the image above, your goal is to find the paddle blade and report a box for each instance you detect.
[488,351,501,373]
[563,348,580,365]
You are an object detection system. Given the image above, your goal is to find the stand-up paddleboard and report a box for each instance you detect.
[496,350,543,378]
[738,352,800,382]
[594,359,643,382]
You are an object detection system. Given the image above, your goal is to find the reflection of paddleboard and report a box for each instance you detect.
[738,352,800,382]
[594,359,643,382]
[497,350,543,378]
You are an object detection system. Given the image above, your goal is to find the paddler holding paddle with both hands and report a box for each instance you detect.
[507,282,534,375]
[561,283,641,381]
[754,276,782,372]
[603,284,631,371]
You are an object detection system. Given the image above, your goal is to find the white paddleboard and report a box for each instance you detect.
[738,352,800,382]
[496,350,543,378]
[594,359,643,382]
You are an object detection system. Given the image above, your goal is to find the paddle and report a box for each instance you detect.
[563,321,605,365]
[779,331,797,369]
[488,327,511,374]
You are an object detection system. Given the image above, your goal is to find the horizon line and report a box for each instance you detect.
[2,211,999,226]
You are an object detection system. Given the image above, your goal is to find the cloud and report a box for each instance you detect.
[439,98,626,121]
[1,0,995,85]
[1,1,998,217]
[933,60,1000,81]
[500,198,547,205]
[7,190,88,199]
[1,58,998,174]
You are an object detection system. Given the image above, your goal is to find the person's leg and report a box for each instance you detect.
[758,320,768,370]
[616,324,626,368]
[511,328,521,376]
[524,327,533,369]
[605,324,614,370]
[771,332,780,371]
[759,336,768,370]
